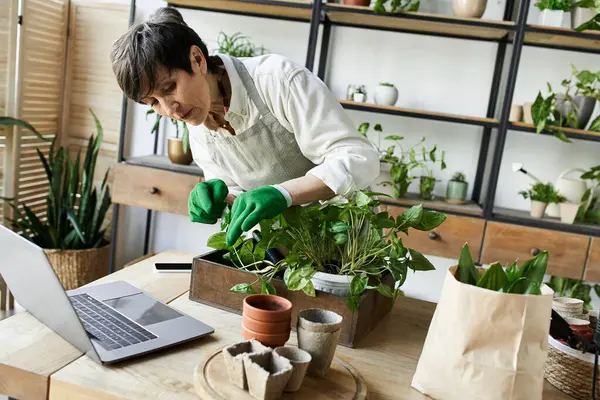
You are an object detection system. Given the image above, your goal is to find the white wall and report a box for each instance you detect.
[116,1,600,307]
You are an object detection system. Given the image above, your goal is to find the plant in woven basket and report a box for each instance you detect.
[0,109,111,250]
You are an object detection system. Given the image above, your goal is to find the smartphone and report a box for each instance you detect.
[154,262,192,272]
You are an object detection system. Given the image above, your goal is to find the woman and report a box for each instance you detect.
[110,7,379,246]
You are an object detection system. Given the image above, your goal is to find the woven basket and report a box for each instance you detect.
[44,244,110,290]
[545,335,600,400]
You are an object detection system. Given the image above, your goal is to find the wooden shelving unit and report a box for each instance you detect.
[494,206,600,236]
[523,25,600,53]
[509,121,600,142]
[381,193,484,217]
[340,100,499,128]
[324,3,514,41]
[167,0,313,21]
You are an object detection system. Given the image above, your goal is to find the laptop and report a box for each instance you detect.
[0,224,214,364]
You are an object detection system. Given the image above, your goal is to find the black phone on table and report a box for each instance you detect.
[154,262,192,272]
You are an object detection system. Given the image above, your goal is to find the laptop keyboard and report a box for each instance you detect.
[70,293,157,351]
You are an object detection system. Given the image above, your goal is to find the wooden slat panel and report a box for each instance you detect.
[481,221,590,279]
[583,238,600,283]
[168,0,312,20]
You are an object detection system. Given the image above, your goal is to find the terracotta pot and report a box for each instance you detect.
[242,323,290,349]
[274,346,312,393]
[242,314,290,334]
[243,294,293,323]
[343,0,371,6]
[167,137,192,165]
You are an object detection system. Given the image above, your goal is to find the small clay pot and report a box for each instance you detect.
[242,323,291,348]
[243,294,293,323]
[243,314,290,335]
[222,339,271,390]
[343,0,371,6]
[274,346,312,392]
[243,351,293,400]
[297,309,343,377]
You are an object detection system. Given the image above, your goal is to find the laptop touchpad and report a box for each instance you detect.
[103,293,183,326]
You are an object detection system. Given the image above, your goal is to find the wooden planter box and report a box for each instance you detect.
[189,250,395,348]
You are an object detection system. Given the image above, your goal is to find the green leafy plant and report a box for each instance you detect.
[146,108,190,153]
[216,31,266,57]
[419,175,436,200]
[519,182,566,204]
[451,172,467,182]
[575,13,600,31]
[456,243,548,295]
[535,0,572,11]
[0,110,111,250]
[545,276,600,310]
[373,0,420,13]
[577,165,600,223]
[207,191,446,312]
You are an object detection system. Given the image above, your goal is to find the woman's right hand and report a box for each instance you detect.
[188,179,229,224]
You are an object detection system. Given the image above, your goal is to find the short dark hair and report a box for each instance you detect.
[110,7,217,102]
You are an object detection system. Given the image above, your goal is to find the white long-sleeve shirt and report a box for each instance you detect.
[188,53,380,197]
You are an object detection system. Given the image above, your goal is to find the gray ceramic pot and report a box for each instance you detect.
[556,94,597,129]
[446,180,468,204]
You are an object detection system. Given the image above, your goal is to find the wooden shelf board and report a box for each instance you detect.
[494,206,600,237]
[510,121,600,140]
[340,100,498,127]
[167,0,313,20]
[380,192,484,216]
[524,25,600,52]
[325,4,513,40]
[125,155,203,176]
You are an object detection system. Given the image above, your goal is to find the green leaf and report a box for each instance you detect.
[505,260,519,283]
[334,233,348,245]
[476,263,508,292]
[230,283,257,294]
[519,250,548,287]
[346,295,361,312]
[457,243,479,285]
[355,191,370,207]
[350,274,368,296]
[0,116,51,142]
[411,210,447,231]
[385,135,404,141]
[207,232,228,250]
[408,249,435,271]
[182,122,190,153]
[374,124,383,132]
[377,283,394,297]
[429,146,437,162]
[66,209,86,245]
[553,130,572,143]
[399,204,423,227]
[330,221,350,233]
[302,280,316,297]
[589,115,600,131]
[357,122,369,137]
[261,280,277,295]
[505,277,541,295]
[286,269,304,290]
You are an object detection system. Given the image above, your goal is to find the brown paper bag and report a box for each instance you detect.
[411,266,554,400]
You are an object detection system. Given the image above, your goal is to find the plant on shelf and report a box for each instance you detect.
[0,110,112,290]
[519,182,566,218]
[215,31,266,57]
[573,0,600,31]
[146,108,191,165]
[577,165,600,224]
[446,172,469,204]
[456,243,548,295]
[352,85,367,102]
[373,0,420,13]
[206,191,447,312]
[534,0,572,11]
[545,276,599,310]
[575,13,600,31]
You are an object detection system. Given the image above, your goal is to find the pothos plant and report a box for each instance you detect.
[357,122,446,199]
[373,0,420,13]
[206,191,447,311]
[573,0,600,31]
[146,108,190,153]
[578,165,600,224]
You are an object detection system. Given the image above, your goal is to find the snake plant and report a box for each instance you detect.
[0,109,111,250]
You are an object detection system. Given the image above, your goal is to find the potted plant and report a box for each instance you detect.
[535,0,572,27]
[206,191,446,312]
[555,65,600,129]
[214,31,266,57]
[446,172,468,204]
[519,182,566,218]
[0,110,112,290]
[577,165,600,224]
[571,0,600,29]
[352,85,367,103]
[419,174,437,200]
[373,0,420,13]
[574,12,600,31]
[374,82,398,106]
[147,108,192,165]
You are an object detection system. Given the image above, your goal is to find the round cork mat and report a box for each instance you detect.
[194,346,368,399]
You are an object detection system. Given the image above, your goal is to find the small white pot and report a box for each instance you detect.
[311,272,353,297]
[559,202,580,224]
[353,92,366,103]
[452,0,487,18]
[539,10,566,28]
[374,84,398,106]
[530,200,547,219]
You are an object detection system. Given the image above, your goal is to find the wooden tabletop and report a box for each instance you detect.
[0,251,573,399]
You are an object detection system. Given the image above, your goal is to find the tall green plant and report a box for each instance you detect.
[0,109,111,250]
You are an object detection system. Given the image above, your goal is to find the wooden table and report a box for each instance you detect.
[0,251,573,399]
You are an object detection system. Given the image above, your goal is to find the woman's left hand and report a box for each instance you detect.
[226,186,288,246]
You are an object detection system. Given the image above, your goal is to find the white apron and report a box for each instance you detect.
[204,56,317,191]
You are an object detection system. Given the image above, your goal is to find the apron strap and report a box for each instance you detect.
[230,56,271,117]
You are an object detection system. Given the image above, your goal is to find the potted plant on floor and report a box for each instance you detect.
[374,82,398,106]
[146,108,192,165]
[445,172,468,204]
[535,0,572,27]
[0,110,112,290]
[519,182,566,218]
[207,191,446,312]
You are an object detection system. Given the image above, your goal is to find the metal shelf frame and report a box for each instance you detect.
[110,0,600,272]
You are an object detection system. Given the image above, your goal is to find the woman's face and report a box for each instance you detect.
[141,45,215,126]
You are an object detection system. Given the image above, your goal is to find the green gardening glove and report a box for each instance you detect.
[188,179,229,224]
[226,186,288,246]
